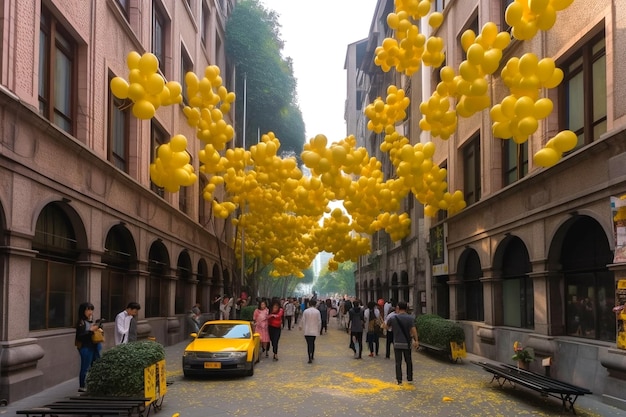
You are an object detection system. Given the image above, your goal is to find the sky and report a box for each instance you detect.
[259,0,378,143]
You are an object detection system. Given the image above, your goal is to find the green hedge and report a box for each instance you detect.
[85,340,165,396]
[416,314,465,352]
[240,305,256,321]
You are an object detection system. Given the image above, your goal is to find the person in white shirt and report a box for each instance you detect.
[300,299,322,363]
[115,302,141,345]
[220,296,233,320]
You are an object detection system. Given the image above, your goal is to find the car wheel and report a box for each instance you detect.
[246,360,254,376]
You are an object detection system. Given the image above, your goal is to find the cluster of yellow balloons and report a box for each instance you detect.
[110,52,183,119]
[182,66,236,150]
[506,0,575,41]
[364,86,410,134]
[533,130,578,167]
[490,54,563,142]
[149,134,197,193]
[419,90,456,140]
[375,0,445,75]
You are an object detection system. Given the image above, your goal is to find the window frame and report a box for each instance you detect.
[39,6,77,135]
[108,73,130,173]
[462,134,481,205]
[558,30,607,150]
[502,140,528,186]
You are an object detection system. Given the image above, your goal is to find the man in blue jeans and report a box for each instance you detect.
[389,301,418,385]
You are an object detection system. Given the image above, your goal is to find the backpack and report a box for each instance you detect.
[367,309,383,334]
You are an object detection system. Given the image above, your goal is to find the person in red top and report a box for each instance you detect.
[267,300,284,361]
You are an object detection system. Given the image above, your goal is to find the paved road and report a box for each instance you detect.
[2,320,624,417]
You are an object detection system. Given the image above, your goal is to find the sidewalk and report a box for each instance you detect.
[1,319,624,417]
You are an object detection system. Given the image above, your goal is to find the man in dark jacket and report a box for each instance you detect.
[389,301,418,385]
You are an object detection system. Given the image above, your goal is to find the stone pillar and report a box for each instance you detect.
[480,269,500,326]
[447,272,461,320]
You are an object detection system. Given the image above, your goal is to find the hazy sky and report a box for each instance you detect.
[259,0,378,143]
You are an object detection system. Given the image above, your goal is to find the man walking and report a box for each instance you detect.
[300,299,322,363]
[115,302,141,345]
[389,301,418,385]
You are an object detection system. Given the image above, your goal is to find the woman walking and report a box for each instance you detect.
[267,300,284,361]
[253,300,270,357]
[300,299,322,363]
[75,302,101,392]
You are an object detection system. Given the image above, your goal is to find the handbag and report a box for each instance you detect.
[394,316,418,350]
[91,328,105,344]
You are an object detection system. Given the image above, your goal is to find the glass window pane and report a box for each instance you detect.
[592,56,607,125]
[30,259,48,330]
[503,278,521,327]
[39,30,48,109]
[567,72,584,133]
[48,262,74,328]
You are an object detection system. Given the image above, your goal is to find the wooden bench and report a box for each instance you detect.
[472,361,592,414]
[16,407,125,417]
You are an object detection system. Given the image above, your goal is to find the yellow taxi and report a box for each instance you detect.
[182,320,260,377]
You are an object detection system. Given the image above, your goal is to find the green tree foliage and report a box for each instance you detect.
[225,0,305,157]
[314,261,355,296]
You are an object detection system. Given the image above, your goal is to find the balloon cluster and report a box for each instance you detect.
[533,130,577,167]
[182,66,236,150]
[364,86,410,134]
[149,134,197,193]
[490,54,563,143]
[505,0,575,41]
[375,1,446,75]
[110,52,183,119]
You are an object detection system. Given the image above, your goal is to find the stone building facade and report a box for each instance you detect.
[0,0,237,402]
[351,0,626,409]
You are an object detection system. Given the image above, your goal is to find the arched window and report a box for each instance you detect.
[459,249,484,321]
[562,216,615,341]
[147,241,170,318]
[499,237,533,328]
[101,225,137,320]
[175,251,192,314]
[30,203,79,330]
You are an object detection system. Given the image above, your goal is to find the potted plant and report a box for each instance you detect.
[512,341,533,369]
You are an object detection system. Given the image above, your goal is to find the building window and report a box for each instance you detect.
[560,31,606,150]
[459,13,479,61]
[181,46,193,105]
[147,243,170,318]
[201,1,210,48]
[39,6,76,135]
[463,134,481,205]
[501,0,515,31]
[108,74,130,172]
[115,0,130,20]
[502,140,528,186]
[179,154,192,215]
[30,203,78,330]
[198,175,209,225]
[152,2,169,75]
[151,122,167,197]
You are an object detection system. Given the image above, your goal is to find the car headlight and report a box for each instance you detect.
[224,351,247,359]
[183,351,196,358]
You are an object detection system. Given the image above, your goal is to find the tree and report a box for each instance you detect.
[225,0,305,157]
[314,261,355,297]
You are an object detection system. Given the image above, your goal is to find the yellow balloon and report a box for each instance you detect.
[529,0,549,14]
[514,96,535,117]
[460,30,476,52]
[482,49,502,74]
[533,98,553,119]
[110,77,129,99]
[127,82,146,102]
[467,44,485,66]
[132,100,155,119]
[536,58,556,82]
[460,61,479,81]
[518,116,538,136]
[493,32,511,50]
[146,73,165,95]
[552,0,574,11]
[519,53,539,77]
[492,121,512,138]
[536,5,557,30]
[429,12,444,28]
[505,2,523,27]
[127,51,141,70]
[533,147,561,167]
[552,130,578,152]
[138,53,159,76]
[170,134,187,152]
[481,22,498,45]
[543,68,564,88]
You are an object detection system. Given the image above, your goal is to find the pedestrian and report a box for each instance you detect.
[293,298,302,324]
[75,302,101,392]
[317,299,328,334]
[267,300,284,361]
[342,297,353,333]
[364,301,381,357]
[253,300,271,357]
[114,302,141,345]
[220,295,233,320]
[348,300,364,359]
[383,301,398,359]
[389,301,418,385]
[187,303,201,333]
[300,299,322,363]
[284,298,296,330]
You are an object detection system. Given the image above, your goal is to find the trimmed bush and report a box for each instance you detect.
[240,305,256,321]
[415,314,465,352]
[86,340,165,396]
